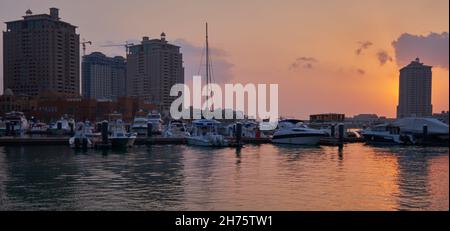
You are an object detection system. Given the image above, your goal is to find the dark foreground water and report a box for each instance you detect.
[0,143,448,211]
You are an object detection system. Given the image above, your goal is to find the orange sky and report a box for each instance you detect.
[0,0,448,119]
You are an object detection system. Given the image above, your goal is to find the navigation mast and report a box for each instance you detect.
[205,22,210,107]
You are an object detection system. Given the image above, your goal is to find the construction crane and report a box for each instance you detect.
[101,41,134,55]
[80,39,92,56]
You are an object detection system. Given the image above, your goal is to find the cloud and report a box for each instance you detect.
[355,41,373,55]
[376,50,393,66]
[290,57,318,70]
[174,38,234,84]
[392,32,449,69]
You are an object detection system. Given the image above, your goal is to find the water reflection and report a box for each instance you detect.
[371,146,449,210]
[0,143,448,211]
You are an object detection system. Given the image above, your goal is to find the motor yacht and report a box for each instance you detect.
[147,111,163,135]
[69,122,98,149]
[3,111,29,136]
[360,124,413,145]
[131,111,149,136]
[272,119,328,145]
[223,121,267,138]
[164,120,190,138]
[392,117,449,142]
[109,118,136,148]
[187,119,229,147]
[48,116,75,135]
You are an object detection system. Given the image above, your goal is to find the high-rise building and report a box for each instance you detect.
[82,52,126,100]
[127,33,184,112]
[396,58,432,118]
[3,8,80,96]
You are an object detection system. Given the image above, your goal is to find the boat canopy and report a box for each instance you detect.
[192,119,220,126]
[279,119,304,124]
[392,117,449,135]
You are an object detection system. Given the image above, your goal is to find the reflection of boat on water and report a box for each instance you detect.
[187,119,229,147]
[164,120,190,138]
[272,119,328,145]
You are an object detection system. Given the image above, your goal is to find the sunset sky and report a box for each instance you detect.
[0,0,448,119]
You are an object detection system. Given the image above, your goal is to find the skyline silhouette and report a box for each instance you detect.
[0,0,448,119]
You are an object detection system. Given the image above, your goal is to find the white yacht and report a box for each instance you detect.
[272,119,328,145]
[360,124,408,145]
[259,118,278,132]
[131,112,149,136]
[109,119,136,148]
[392,117,449,141]
[4,111,29,136]
[48,116,75,135]
[69,122,98,149]
[29,122,49,135]
[147,111,163,135]
[224,121,267,138]
[361,117,448,145]
[187,119,229,147]
[164,120,190,138]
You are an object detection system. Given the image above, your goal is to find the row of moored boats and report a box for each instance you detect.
[1,111,448,148]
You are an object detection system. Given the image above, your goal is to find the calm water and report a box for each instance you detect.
[0,143,448,211]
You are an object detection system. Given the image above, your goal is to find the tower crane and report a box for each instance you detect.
[80,39,92,56]
[101,41,134,55]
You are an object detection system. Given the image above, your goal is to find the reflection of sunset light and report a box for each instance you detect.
[427,155,449,210]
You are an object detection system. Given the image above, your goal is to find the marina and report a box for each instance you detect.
[0,114,448,148]
[0,1,448,217]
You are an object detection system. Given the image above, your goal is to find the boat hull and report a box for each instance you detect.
[361,134,403,145]
[187,136,228,147]
[110,137,135,148]
[272,135,323,145]
[131,127,148,136]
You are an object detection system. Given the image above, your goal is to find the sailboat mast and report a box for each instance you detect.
[205,22,210,104]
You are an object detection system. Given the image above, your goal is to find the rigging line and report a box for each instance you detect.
[197,46,205,76]
[210,54,216,85]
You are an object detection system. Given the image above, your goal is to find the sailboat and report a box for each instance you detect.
[187,23,230,147]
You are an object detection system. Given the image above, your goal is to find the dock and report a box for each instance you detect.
[0,136,271,146]
[0,136,69,146]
